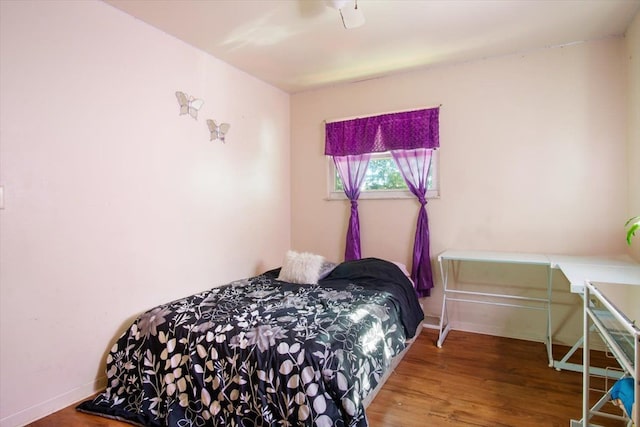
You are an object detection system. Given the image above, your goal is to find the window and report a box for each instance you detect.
[327,150,439,200]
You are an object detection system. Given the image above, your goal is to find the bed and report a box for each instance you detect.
[77,256,424,427]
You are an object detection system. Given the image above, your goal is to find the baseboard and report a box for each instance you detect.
[446,321,608,352]
[422,314,440,330]
[0,377,106,427]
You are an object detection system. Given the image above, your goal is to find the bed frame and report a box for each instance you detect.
[363,322,424,409]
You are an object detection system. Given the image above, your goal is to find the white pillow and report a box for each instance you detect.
[277,250,325,284]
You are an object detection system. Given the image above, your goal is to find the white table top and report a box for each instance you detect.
[437,249,549,265]
[438,250,640,293]
[549,254,640,293]
[548,254,638,268]
[558,262,640,293]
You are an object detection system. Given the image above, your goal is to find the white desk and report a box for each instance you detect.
[550,257,640,377]
[437,250,554,367]
[437,250,640,426]
[437,250,640,371]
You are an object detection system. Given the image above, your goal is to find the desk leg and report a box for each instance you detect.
[546,266,554,367]
[635,335,639,427]
[554,334,584,372]
[437,258,451,348]
[582,287,591,426]
[554,299,624,378]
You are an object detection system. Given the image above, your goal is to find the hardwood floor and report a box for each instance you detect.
[27,329,627,427]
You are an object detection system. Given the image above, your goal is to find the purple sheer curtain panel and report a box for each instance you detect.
[334,154,371,261]
[391,148,434,297]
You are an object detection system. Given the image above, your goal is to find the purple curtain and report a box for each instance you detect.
[325,107,439,272]
[334,154,371,261]
[325,108,439,155]
[391,148,434,297]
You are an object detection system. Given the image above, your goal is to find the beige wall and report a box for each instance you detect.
[1,1,637,425]
[0,1,290,425]
[291,38,629,344]
[627,11,640,260]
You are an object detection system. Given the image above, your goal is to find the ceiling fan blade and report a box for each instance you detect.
[339,2,365,29]
[326,0,349,9]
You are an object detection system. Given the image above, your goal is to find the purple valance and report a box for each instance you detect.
[325,107,439,156]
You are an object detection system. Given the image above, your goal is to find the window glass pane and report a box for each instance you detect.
[334,153,434,192]
[363,158,407,190]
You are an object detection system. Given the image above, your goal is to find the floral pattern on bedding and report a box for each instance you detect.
[78,258,423,427]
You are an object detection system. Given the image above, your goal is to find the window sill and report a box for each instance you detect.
[325,190,440,201]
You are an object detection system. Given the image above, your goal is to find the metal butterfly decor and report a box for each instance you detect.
[175,91,204,120]
[206,119,231,143]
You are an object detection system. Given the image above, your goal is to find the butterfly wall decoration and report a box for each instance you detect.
[207,119,231,143]
[175,91,204,120]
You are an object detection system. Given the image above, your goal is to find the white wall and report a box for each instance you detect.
[0,1,290,425]
[627,11,640,260]
[290,37,629,344]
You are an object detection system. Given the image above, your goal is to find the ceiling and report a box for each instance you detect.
[104,0,640,94]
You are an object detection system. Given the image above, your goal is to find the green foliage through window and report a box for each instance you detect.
[334,155,433,192]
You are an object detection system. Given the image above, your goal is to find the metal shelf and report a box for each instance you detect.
[572,281,639,427]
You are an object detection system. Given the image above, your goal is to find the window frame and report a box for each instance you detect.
[326,150,440,200]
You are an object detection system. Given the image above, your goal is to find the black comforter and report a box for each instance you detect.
[78,258,424,427]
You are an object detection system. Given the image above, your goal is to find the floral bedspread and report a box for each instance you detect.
[78,258,424,427]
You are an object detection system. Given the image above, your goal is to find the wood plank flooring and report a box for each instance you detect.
[27,329,628,427]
